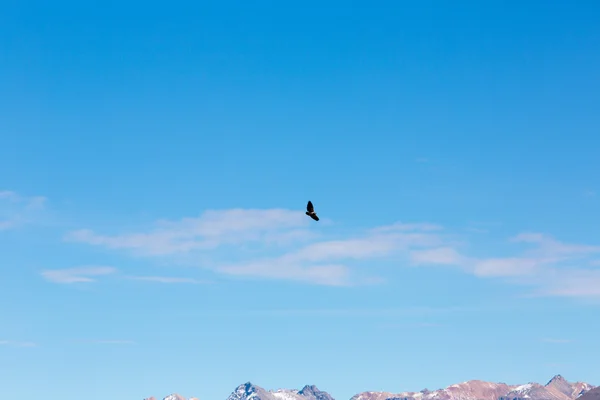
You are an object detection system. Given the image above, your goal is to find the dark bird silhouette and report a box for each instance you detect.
[306,200,319,221]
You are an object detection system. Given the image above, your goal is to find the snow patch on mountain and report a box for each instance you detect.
[353,375,596,400]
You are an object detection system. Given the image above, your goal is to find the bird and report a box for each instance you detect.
[306,200,319,221]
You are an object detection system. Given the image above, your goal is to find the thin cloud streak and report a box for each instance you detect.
[530,269,600,298]
[405,231,600,298]
[0,190,47,207]
[216,226,444,285]
[511,232,600,256]
[0,190,47,230]
[64,208,310,256]
[41,266,117,284]
[409,247,467,266]
[63,207,600,297]
[473,257,550,277]
[66,208,444,286]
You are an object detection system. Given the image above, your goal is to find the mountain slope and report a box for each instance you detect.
[226,382,335,400]
[577,388,600,400]
[144,375,595,400]
[143,394,199,400]
[352,375,594,400]
[499,375,593,400]
[351,381,515,400]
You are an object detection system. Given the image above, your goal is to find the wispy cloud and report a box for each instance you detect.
[511,232,600,256]
[530,268,600,298]
[0,190,46,206]
[0,340,37,347]
[409,246,467,266]
[0,190,46,230]
[476,234,600,297]
[402,229,600,298]
[64,207,600,297]
[127,276,209,284]
[41,268,211,286]
[65,209,447,286]
[472,257,548,277]
[216,224,446,285]
[41,266,117,284]
[64,208,312,256]
[475,238,600,297]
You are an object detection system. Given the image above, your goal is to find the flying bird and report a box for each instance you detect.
[306,200,319,221]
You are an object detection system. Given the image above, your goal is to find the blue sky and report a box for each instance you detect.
[2,1,600,399]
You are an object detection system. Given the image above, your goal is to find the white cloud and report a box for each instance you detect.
[409,247,466,266]
[64,207,600,297]
[215,225,445,285]
[0,190,46,230]
[64,208,311,256]
[511,232,600,258]
[398,230,600,297]
[65,208,446,286]
[470,234,600,297]
[472,257,547,277]
[41,266,117,284]
[532,268,600,298]
[283,234,434,263]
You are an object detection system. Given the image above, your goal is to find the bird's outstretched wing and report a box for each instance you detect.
[307,201,314,213]
[310,214,319,221]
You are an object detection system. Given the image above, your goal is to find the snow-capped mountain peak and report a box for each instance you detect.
[351,375,595,400]
[146,375,595,400]
[226,383,335,400]
[163,394,191,400]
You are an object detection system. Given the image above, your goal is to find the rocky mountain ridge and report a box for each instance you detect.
[145,374,595,400]
[577,387,600,400]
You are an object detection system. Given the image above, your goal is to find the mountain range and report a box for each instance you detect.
[144,374,596,400]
